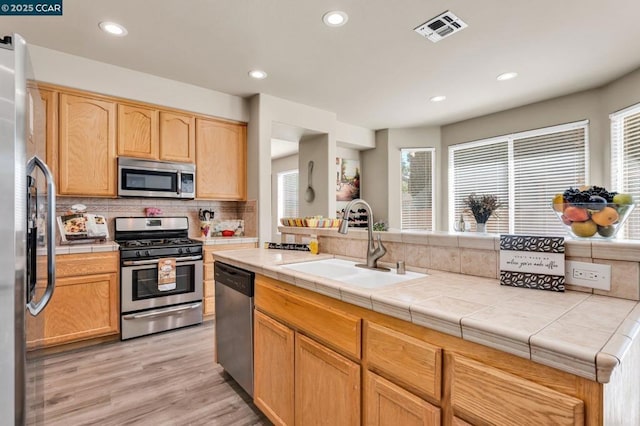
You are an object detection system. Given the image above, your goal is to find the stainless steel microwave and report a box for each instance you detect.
[118,157,196,199]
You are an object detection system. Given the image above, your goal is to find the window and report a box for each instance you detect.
[449,121,589,235]
[611,103,640,239]
[277,170,298,222]
[401,148,435,230]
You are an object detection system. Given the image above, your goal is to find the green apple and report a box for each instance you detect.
[613,193,634,205]
[597,225,616,237]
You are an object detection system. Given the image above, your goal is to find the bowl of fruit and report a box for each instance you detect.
[552,186,635,239]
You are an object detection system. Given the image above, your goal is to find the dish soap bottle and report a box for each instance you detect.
[308,235,319,255]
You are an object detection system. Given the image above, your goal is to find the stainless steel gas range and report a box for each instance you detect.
[115,217,203,340]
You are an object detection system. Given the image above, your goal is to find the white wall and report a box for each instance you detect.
[361,126,441,229]
[30,45,249,122]
[439,66,640,231]
[248,93,373,243]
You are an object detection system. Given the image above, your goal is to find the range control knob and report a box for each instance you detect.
[144,250,151,257]
[135,251,141,257]
[178,248,183,254]
[186,247,191,253]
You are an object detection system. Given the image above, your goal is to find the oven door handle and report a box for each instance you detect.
[122,255,202,266]
[122,302,202,320]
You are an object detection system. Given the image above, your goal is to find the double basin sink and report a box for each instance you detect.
[281,258,426,289]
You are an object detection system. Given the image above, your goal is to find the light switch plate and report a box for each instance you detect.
[565,260,611,291]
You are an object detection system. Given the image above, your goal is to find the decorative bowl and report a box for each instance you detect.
[552,202,635,239]
[221,230,235,237]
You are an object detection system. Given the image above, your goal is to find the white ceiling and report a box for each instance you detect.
[5,0,640,130]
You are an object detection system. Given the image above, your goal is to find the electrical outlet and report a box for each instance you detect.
[565,260,611,291]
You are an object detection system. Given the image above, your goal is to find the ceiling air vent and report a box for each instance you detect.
[414,10,468,43]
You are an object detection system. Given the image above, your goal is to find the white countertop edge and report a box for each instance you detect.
[211,247,639,383]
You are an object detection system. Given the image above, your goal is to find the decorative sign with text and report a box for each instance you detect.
[499,235,565,292]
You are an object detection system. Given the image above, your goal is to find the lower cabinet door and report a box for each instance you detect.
[27,272,119,348]
[295,333,361,426]
[253,310,295,426]
[364,371,441,426]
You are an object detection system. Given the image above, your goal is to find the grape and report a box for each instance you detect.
[563,186,618,204]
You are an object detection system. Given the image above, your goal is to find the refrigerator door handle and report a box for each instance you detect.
[26,155,56,316]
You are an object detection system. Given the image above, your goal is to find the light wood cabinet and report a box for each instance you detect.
[295,333,361,426]
[27,85,58,185]
[254,310,295,426]
[449,354,584,426]
[196,118,247,200]
[58,93,117,196]
[203,243,257,319]
[27,252,119,350]
[254,276,606,426]
[364,371,440,426]
[254,276,363,426]
[117,103,159,159]
[159,111,195,163]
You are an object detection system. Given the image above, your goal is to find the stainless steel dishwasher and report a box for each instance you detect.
[214,261,255,396]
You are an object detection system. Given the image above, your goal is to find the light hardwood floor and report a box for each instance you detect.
[28,322,270,426]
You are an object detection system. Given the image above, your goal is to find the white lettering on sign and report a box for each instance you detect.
[499,251,565,276]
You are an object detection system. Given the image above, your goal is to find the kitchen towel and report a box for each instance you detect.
[157,258,177,291]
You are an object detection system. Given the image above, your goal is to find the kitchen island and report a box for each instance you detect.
[212,247,640,426]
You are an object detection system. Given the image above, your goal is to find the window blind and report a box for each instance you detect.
[278,170,299,220]
[449,140,509,233]
[513,127,587,235]
[449,121,588,235]
[401,148,434,230]
[611,103,640,239]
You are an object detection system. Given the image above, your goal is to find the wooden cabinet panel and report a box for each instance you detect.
[196,118,246,200]
[28,86,58,186]
[450,354,584,426]
[58,93,116,196]
[28,252,119,350]
[364,371,440,426]
[159,111,195,163]
[27,272,119,348]
[295,333,360,426]
[452,416,473,426]
[118,103,159,159]
[256,277,361,359]
[365,321,441,403]
[204,279,214,297]
[254,311,295,426]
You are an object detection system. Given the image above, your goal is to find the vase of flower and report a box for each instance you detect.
[464,193,502,233]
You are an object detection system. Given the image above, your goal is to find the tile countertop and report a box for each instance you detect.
[37,241,120,255]
[191,236,259,246]
[212,247,640,384]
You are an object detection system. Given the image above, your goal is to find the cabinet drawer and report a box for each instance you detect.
[365,321,441,403]
[256,278,361,359]
[450,355,584,426]
[38,252,118,278]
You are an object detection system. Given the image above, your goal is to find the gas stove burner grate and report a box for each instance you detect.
[118,238,199,249]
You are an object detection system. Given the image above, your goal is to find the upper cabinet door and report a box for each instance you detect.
[196,118,247,200]
[117,103,159,160]
[159,111,195,163]
[58,93,117,197]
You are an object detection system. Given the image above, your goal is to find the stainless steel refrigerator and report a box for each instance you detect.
[0,33,56,426]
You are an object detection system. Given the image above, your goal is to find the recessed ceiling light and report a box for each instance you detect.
[497,72,518,81]
[99,21,128,36]
[248,69,268,80]
[323,11,349,27]
[430,95,446,102]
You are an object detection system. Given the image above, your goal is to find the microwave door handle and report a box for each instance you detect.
[177,171,182,195]
[26,155,56,316]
